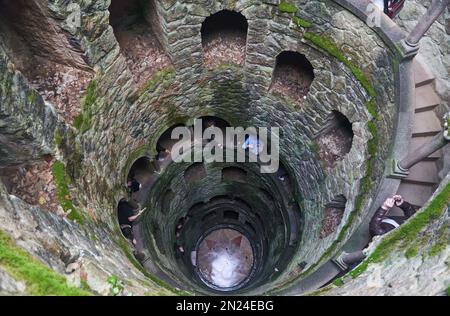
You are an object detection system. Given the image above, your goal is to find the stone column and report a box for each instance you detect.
[397,113,450,172]
[405,0,450,47]
[397,0,450,58]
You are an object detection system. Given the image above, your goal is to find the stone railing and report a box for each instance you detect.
[396,112,450,174]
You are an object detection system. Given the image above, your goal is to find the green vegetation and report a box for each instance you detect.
[405,245,419,259]
[107,275,124,296]
[73,115,84,130]
[332,277,344,286]
[73,80,97,133]
[292,16,312,28]
[117,237,191,296]
[427,225,448,257]
[54,129,63,148]
[447,286,450,296]
[303,33,376,98]
[51,161,84,224]
[278,2,298,14]
[0,230,91,296]
[269,31,382,294]
[139,67,176,96]
[350,183,450,278]
[304,32,379,241]
[27,90,38,104]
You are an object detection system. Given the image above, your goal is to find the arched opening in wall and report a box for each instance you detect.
[320,195,347,238]
[127,157,156,203]
[0,156,64,214]
[0,0,93,125]
[117,198,139,240]
[233,198,252,211]
[201,10,248,69]
[202,211,217,223]
[270,51,315,105]
[184,163,207,184]
[108,0,171,89]
[314,111,354,170]
[156,124,188,162]
[223,210,239,221]
[198,116,231,143]
[222,167,247,183]
[188,201,206,217]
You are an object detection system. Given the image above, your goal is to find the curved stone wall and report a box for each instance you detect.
[57,0,396,293]
[1,0,447,296]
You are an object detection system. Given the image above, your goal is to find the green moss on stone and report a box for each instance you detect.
[278,2,298,14]
[350,182,450,278]
[304,32,376,98]
[75,80,97,133]
[0,230,91,296]
[51,161,84,224]
[405,245,419,259]
[139,67,176,96]
[292,16,312,28]
[428,225,448,257]
[54,129,63,148]
[271,32,381,293]
[73,115,84,130]
[332,277,344,286]
[27,90,38,104]
[116,238,191,296]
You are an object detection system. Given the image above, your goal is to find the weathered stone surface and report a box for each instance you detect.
[0,267,26,295]
[0,0,446,295]
[395,0,450,111]
[0,181,174,296]
[0,45,57,167]
[319,176,450,296]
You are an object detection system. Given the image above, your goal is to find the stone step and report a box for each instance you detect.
[405,161,440,185]
[415,84,441,113]
[396,182,435,207]
[409,136,442,160]
[412,111,442,137]
[413,59,435,88]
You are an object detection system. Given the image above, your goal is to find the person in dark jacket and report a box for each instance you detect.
[118,199,146,245]
[127,178,141,195]
[369,194,417,237]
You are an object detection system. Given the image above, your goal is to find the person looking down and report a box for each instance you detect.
[369,195,417,237]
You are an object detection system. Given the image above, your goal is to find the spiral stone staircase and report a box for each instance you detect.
[395,58,444,210]
[0,0,448,296]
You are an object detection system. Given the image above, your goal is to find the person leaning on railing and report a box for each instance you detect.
[369,195,417,237]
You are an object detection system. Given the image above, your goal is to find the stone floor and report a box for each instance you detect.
[197,228,254,289]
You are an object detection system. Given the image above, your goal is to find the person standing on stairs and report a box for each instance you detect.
[369,195,417,237]
[118,199,146,246]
